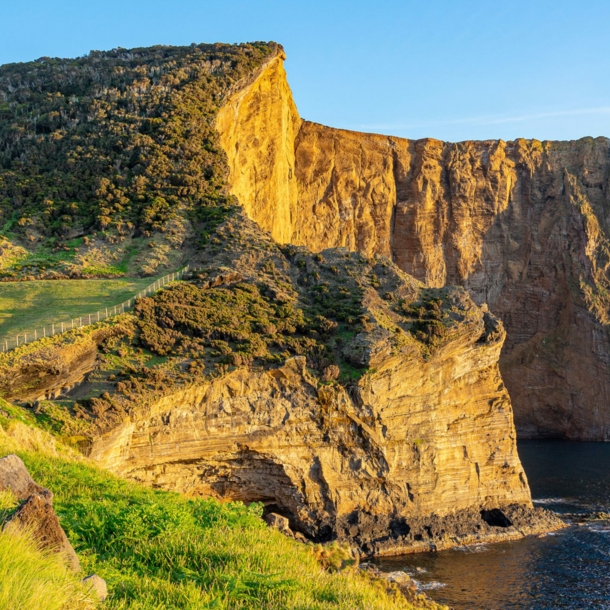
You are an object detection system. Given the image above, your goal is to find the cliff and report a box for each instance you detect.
[87,212,559,555]
[217,55,610,440]
[216,51,301,244]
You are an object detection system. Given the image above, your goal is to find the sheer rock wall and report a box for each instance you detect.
[217,55,610,440]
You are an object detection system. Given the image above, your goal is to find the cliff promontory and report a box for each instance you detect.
[218,54,610,440]
[87,212,559,554]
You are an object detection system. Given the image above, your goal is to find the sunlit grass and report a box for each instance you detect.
[0,527,97,610]
[0,278,153,340]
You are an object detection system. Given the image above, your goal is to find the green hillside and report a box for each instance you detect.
[0,42,279,279]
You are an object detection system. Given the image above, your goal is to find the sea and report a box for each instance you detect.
[373,441,610,609]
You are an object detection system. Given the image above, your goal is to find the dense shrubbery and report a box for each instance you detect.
[0,42,277,242]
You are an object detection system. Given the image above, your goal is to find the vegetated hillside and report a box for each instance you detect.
[0,208,438,426]
[0,41,280,279]
[0,401,436,609]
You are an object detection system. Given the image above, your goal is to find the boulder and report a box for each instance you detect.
[0,454,52,502]
[3,493,80,572]
[83,574,108,601]
[264,512,292,536]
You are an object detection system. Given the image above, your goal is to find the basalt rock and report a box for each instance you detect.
[0,454,81,571]
[3,493,81,572]
[217,52,610,440]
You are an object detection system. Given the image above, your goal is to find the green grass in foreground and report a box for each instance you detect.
[0,410,419,610]
[0,278,154,340]
[0,523,96,610]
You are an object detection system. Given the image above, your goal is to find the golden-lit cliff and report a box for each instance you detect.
[217,55,610,440]
[216,51,301,243]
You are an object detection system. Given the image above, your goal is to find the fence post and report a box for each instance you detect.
[61,323,64,333]
[24,333,27,344]
[97,311,100,322]
[52,324,54,335]
[79,317,82,327]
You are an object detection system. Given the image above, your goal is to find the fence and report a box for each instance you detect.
[0,265,190,353]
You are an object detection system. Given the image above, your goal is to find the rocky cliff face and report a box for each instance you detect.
[217,56,610,440]
[90,289,556,555]
[216,51,301,244]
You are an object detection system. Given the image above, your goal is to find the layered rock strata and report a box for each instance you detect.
[89,216,560,555]
[217,54,610,440]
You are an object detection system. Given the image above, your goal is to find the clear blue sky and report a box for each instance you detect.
[2,0,609,142]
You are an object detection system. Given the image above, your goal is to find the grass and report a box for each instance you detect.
[0,408,423,610]
[0,278,154,340]
[0,528,97,610]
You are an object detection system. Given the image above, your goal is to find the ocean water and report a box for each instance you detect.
[373,441,610,609]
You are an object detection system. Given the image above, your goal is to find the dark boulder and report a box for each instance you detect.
[3,493,81,572]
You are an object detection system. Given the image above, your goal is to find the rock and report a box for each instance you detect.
[83,574,108,601]
[294,531,308,543]
[217,51,610,441]
[264,512,293,535]
[89,275,564,555]
[385,571,413,586]
[216,51,301,245]
[4,494,81,572]
[0,454,52,502]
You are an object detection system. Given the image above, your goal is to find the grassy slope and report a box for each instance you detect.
[0,402,428,610]
[0,278,154,340]
[0,524,96,610]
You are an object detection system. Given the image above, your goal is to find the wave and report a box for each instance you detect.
[412,579,447,591]
[533,497,572,505]
[455,544,490,553]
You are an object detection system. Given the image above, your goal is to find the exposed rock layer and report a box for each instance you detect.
[217,56,610,440]
[0,328,118,403]
[90,302,559,554]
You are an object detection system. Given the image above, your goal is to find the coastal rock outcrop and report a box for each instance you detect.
[88,222,561,553]
[217,54,610,440]
[0,454,81,571]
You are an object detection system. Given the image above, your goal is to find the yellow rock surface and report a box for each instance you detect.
[216,51,301,243]
[217,54,610,440]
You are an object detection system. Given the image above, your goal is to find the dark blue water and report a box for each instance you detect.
[374,441,610,609]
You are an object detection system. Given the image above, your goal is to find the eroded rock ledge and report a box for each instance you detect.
[88,253,561,554]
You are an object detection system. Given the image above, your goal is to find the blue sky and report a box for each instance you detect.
[2,0,609,142]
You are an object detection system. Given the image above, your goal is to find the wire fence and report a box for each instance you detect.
[0,265,190,354]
